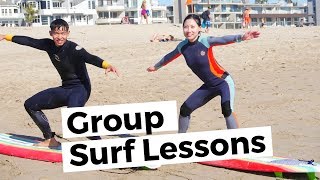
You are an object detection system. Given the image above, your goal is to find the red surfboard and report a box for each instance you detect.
[0,133,62,162]
[198,157,319,179]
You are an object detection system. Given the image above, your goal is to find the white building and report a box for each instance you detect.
[248,4,307,27]
[15,0,98,26]
[1,0,169,26]
[307,0,320,25]
[96,0,167,25]
[0,0,24,26]
[174,0,307,29]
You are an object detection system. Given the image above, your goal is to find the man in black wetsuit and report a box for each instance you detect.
[0,19,119,147]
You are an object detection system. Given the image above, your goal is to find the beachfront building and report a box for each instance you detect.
[174,0,244,29]
[174,0,307,29]
[96,0,125,24]
[166,5,174,23]
[248,4,307,27]
[0,0,24,26]
[96,0,167,24]
[10,0,97,26]
[307,0,320,25]
[14,0,98,26]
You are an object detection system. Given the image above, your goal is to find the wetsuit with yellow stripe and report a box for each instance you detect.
[4,35,110,140]
[154,34,243,133]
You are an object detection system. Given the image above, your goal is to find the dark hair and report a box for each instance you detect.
[50,19,69,31]
[183,14,201,27]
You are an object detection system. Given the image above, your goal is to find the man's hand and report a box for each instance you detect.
[105,65,120,77]
[0,34,6,41]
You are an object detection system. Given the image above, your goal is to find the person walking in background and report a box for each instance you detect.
[140,0,149,24]
[201,6,212,33]
[243,7,251,29]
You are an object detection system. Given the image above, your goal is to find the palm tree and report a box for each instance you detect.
[24,3,38,26]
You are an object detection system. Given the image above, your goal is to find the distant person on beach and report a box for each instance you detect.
[147,14,260,133]
[201,6,212,33]
[150,33,175,42]
[260,18,265,28]
[140,0,149,24]
[243,7,251,29]
[121,16,130,24]
[0,19,119,147]
[298,19,304,27]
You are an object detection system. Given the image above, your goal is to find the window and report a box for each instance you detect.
[33,15,40,23]
[221,5,226,12]
[152,10,163,18]
[252,7,262,13]
[103,12,109,18]
[53,2,61,8]
[111,12,118,18]
[92,1,95,9]
[47,1,50,9]
[9,9,12,16]
[28,2,37,8]
[14,9,18,13]
[132,0,137,8]
[98,0,103,6]
[40,1,47,9]
[88,1,91,9]
[286,18,292,25]
[42,16,49,25]
[231,5,240,12]
[280,7,290,12]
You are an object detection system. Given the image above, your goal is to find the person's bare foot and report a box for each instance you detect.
[34,137,61,148]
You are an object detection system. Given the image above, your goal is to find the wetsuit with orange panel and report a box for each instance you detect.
[153,34,243,133]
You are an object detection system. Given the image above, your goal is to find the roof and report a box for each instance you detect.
[0,0,15,5]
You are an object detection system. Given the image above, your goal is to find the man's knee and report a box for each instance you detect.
[24,98,34,111]
[221,101,232,117]
[180,103,192,117]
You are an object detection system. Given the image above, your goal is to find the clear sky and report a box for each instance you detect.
[157,0,307,6]
[157,0,173,6]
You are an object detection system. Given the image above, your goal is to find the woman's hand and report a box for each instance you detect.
[147,66,157,72]
[242,31,260,41]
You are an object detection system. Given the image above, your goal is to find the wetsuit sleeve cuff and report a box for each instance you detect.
[236,34,243,42]
[154,63,162,70]
[102,60,111,69]
[5,34,13,41]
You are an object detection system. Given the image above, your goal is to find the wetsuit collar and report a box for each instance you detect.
[188,35,200,45]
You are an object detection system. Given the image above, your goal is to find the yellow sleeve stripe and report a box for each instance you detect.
[102,60,110,69]
[5,34,13,41]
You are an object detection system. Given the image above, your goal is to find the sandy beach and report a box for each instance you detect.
[0,24,319,179]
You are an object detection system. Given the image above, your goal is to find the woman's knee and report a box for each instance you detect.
[180,103,192,117]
